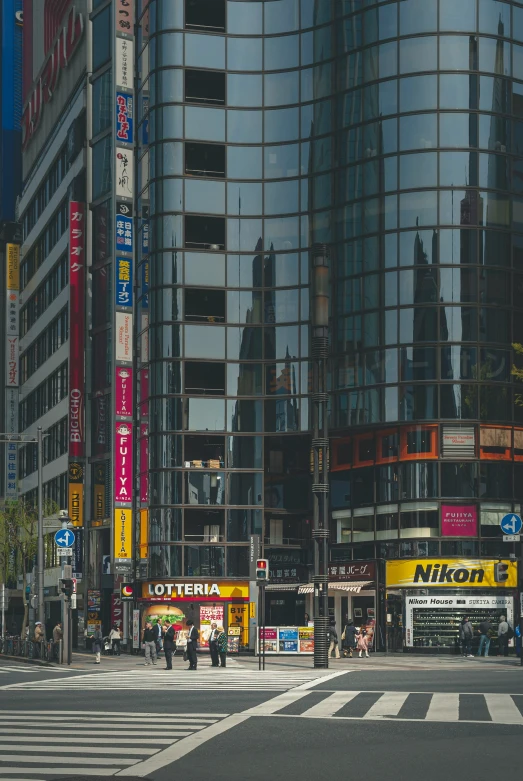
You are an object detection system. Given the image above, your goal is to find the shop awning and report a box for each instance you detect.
[298,581,374,594]
[265,583,300,591]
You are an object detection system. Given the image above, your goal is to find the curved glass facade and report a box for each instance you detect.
[137,0,523,578]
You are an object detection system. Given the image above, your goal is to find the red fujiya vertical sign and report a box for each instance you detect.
[115,422,133,505]
[115,366,133,418]
[69,202,85,457]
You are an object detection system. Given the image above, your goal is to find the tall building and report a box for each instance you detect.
[9,0,523,654]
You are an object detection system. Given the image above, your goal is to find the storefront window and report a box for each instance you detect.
[149,545,182,577]
[185,546,225,577]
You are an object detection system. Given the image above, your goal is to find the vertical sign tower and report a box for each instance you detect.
[5,243,19,499]
[112,0,135,578]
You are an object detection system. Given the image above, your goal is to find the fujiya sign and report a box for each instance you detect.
[147,583,221,597]
[22,6,84,149]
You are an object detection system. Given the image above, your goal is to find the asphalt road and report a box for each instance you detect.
[0,656,521,781]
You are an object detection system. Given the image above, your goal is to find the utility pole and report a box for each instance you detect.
[37,427,45,626]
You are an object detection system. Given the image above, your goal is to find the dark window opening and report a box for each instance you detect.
[185,434,225,467]
[185,215,225,249]
[185,142,225,178]
[184,508,225,543]
[358,438,375,463]
[381,432,399,460]
[337,441,353,467]
[185,0,225,32]
[185,361,225,396]
[406,430,433,454]
[185,69,225,105]
[184,288,225,322]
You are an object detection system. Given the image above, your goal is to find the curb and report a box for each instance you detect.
[0,654,55,667]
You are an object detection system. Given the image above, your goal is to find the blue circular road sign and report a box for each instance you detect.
[54,528,76,548]
[500,513,523,535]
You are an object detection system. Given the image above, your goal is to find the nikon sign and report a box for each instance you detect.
[386,559,518,589]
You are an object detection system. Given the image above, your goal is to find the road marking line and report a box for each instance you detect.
[116,715,251,777]
[363,692,410,719]
[300,691,360,718]
[0,710,229,718]
[424,693,459,721]
[0,746,159,756]
[0,770,115,776]
[0,728,199,737]
[0,756,137,766]
[0,736,177,745]
[242,691,311,715]
[485,694,523,724]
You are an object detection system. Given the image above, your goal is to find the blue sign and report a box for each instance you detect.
[116,213,133,253]
[279,628,298,641]
[141,262,149,309]
[142,96,149,145]
[116,257,133,308]
[54,529,76,548]
[141,220,149,256]
[500,513,523,535]
[116,92,133,144]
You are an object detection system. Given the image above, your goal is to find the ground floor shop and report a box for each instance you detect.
[385,558,519,653]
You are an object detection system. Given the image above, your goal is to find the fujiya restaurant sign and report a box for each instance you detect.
[386,559,518,589]
[22,6,84,148]
[114,422,133,504]
[441,504,477,537]
[141,582,249,601]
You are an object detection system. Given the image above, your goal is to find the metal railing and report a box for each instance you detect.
[0,636,61,663]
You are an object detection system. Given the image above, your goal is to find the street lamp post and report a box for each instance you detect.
[311,244,330,669]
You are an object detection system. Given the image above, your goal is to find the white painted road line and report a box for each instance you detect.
[300,691,360,718]
[363,692,410,719]
[425,693,460,721]
[485,694,523,724]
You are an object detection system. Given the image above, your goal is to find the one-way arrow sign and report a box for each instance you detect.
[54,529,76,548]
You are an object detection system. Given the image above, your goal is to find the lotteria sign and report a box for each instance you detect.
[22,6,84,148]
[386,559,518,589]
[141,581,249,601]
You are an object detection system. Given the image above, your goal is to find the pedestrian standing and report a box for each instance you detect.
[216,626,227,667]
[142,621,158,666]
[91,627,103,664]
[328,620,340,659]
[109,624,121,655]
[185,619,199,670]
[498,615,511,657]
[162,620,176,670]
[52,622,63,661]
[356,627,370,658]
[208,622,219,667]
[342,619,357,658]
[477,619,493,657]
[34,622,45,658]
[153,620,163,657]
[459,616,474,657]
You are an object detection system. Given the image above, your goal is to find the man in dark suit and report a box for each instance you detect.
[208,622,219,667]
[163,621,176,670]
[186,619,198,670]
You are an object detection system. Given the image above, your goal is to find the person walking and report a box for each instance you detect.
[91,627,103,664]
[498,615,511,657]
[162,620,176,670]
[477,619,493,657]
[342,619,358,658]
[142,621,158,666]
[458,616,474,657]
[328,620,340,659]
[216,626,227,667]
[52,622,63,661]
[356,627,370,658]
[185,619,199,670]
[208,622,219,667]
[109,624,121,656]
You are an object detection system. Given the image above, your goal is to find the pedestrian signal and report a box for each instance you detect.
[494,562,509,582]
[256,559,269,582]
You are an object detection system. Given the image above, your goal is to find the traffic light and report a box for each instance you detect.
[256,559,269,582]
[60,578,74,597]
[494,563,509,583]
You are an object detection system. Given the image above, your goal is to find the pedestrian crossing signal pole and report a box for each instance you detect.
[256,560,269,671]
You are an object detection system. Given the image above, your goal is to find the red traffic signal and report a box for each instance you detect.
[256,559,269,581]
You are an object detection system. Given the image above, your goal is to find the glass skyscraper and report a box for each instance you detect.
[137,0,523,630]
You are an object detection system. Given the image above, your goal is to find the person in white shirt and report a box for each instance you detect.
[208,622,219,667]
[108,624,121,656]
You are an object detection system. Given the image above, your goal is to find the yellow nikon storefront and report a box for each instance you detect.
[386,559,518,653]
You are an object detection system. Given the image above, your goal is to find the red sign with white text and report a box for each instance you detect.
[441,505,478,537]
[111,593,124,632]
[140,424,148,504]
[115,422,133,505]
[115,367,133,418]
[69,202,85,457]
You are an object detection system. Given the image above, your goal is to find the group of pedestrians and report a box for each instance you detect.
[459,614,515,658]
[328,619,371,659]
[141,618,227,670]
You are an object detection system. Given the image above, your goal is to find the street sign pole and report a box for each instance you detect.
[37,427,45,627]
[520,537,523,667]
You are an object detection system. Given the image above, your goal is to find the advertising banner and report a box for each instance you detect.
[116,256,133,307]
[116,36,134,89]
[111,592,124,632]
[116,149,134,198]
[200,605,224,648]
[93,463,106,525]
[116,92,133,143]
[94,394,108,456]
[140,424,148,503]
[279,627,298,653]
[441,505,478,537]
[141,262,149,308]
[299,627,314,653]
[68,201,85,457]
[386,559,518,589]
[4,244,19,501]
[115,367,133,418]
[115,312,133,362]
[116,215,133,257]
[6,290,19,336]
[115,422,133,505]
[6,337,18,386]
[68,462,84,527]
[116,0,134,34]
[142,96,149,144]
[133,609,140,649]
[73,527,83,579]
[114,508,133,562]
[228,604,249,646]
[6,244,20,290]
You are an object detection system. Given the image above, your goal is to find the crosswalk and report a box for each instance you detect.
[8,668,331,691]
[0,710,228,779]
[0,665,71,675]
[245,689,523,725]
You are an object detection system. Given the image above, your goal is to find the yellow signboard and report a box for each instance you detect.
[6,244,19,290]
[386,559,518,589]
[228,603,249,646]
[114,508,132,561]
[68,482,84,528]
[142,581,249,600]
[249,601,256,619]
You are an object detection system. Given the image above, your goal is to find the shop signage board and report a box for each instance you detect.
[116,92,133,143]
[114,423,133,504]
[228,604,249,646]
[132,609,140,649]
[116,37,134,89]
[141,581,249,601]
[116,256,133,306]
[200,605,224,648]
[256,627,313,655]
[441,505,477,537]
[386,559,518,589]
[328,561,375,581]
[115,312,133,362]
[115,367,133,418]
[404,595,514,648]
